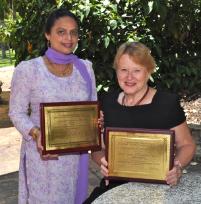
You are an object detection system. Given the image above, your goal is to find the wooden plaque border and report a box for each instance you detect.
[105,127,175,184]
[40,101,101,155]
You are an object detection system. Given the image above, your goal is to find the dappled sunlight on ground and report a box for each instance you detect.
[0,127,21,176]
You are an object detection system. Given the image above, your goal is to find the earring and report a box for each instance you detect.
[47,40,51,47]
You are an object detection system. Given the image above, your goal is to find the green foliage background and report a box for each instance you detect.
[11,0,201,97]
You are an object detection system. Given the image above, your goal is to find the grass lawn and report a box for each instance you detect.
[0,49,15,68]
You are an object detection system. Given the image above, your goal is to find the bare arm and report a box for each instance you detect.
[173,121,196,168]
[166,121,196,185]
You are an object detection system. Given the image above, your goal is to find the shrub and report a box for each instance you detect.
[11,0,201,98]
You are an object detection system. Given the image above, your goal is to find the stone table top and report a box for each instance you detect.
[93,172,201,204]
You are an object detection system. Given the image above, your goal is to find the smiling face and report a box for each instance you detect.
[45,16,79,54]
[116,54,150,96]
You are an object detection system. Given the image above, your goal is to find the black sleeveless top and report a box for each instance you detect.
[101,90,186,140]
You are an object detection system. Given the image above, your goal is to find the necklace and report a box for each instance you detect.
[122,86,149,106]
[44,56,73,77]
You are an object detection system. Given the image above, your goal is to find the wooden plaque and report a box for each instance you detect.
[106,127,175,184]
[40,101,101,155]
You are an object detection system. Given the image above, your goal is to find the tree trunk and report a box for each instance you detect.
[8,45,12,64]
[1,44,7,59]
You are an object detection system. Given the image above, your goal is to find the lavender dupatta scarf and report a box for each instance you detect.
[45,48,92,98]
[45,48,92,204]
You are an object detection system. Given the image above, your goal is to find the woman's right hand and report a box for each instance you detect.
[30,127,58,160]
[98,111,104,133]
[36,132,59,160]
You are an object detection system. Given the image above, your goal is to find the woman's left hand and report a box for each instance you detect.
[98,110,104,132]
[165,160,182,186]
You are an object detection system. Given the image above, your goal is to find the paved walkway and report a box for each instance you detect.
[0,66,14,92]
[0,127,21,176]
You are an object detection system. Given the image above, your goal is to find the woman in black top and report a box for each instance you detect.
[84,42,196,203]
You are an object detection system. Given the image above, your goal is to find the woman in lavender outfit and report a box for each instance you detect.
[9,8,97,204]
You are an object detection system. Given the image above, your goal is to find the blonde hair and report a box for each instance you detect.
[113,42,156,73]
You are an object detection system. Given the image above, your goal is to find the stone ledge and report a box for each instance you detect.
[93,164,201,204]
[189,124,201,162]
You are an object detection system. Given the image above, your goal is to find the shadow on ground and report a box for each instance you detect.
[0,172,18,204]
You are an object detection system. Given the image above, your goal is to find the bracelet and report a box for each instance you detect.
[32,127,40,140]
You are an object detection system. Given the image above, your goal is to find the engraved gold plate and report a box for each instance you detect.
[40,101,101,155]
[106,128,175,184]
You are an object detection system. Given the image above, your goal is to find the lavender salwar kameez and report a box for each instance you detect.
[9,57,97,204]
